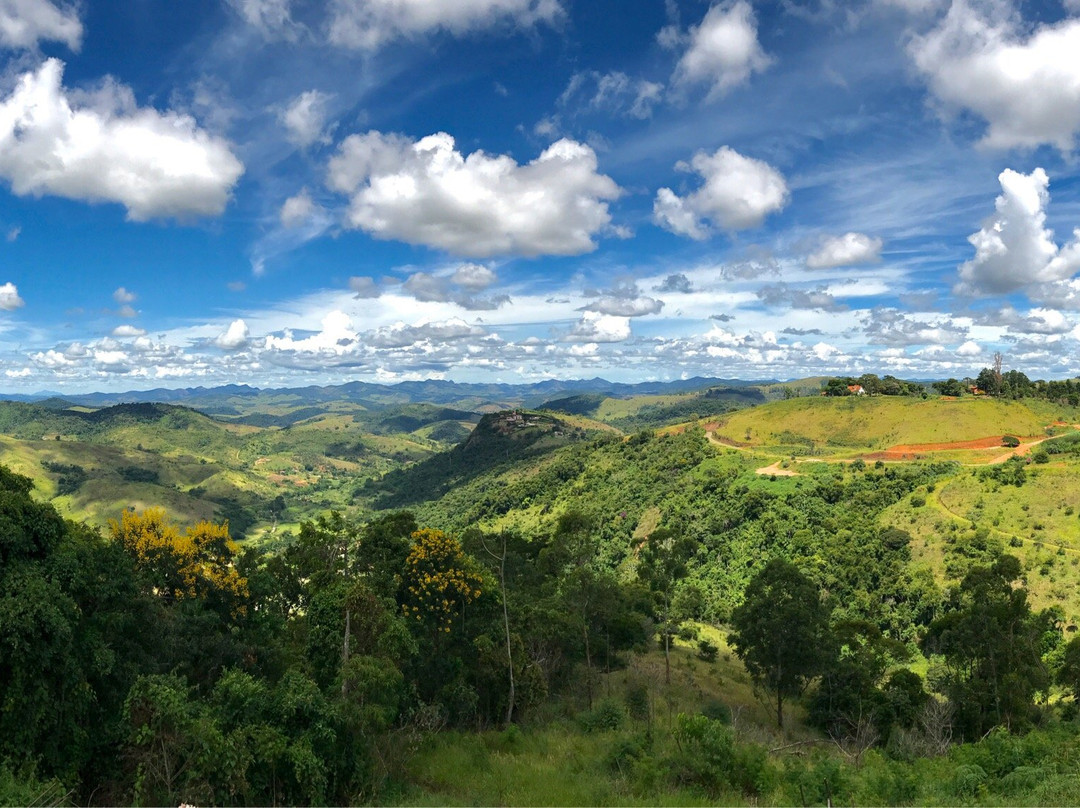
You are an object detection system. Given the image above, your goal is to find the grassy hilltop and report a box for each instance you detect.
[711,395,1076,455]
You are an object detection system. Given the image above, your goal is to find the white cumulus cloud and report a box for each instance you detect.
[113,286,136,304]
[806,232,883,269]
[281,89,332,147]
[280,189,317,227]
[0,59,244,220]
[956,167,1080,295]
[264,310,359,359]
[910,0,1080,151]
[451,263,497,290]
[0,281,24,310]
[215,319,250,350]
[653,146,788,239]
[111,324,146,337]
[327,0,561,50]
[671,1,771,100]
[0,0,81,51]
[563,311,631,342]
[328,131,621,257]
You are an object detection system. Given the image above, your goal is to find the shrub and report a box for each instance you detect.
[605,733,650,775]
[580,698,625,732]
[700,699,730,723]
[697,639,719,662]
[624,685,649,721]
[1002,435,1021,448]
[950,764,987,798]
[671,714,773,797]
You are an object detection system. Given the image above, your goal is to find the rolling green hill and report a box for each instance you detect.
[0,399,461,536]
[711,395,1078,454]
[540,385,767,431]
[10,383,1080,805]
[364,409,603,510]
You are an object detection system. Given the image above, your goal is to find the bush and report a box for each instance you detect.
[700,699,731,723]
[624,684,649,721]
[678,624,699,642]
[696,639,719,662]
[605,733,650,775]
[0,764,64,808]
[1002,435,1021,448]
[670,713,774,797]
[580,698,625,732]
[950,763,987,798]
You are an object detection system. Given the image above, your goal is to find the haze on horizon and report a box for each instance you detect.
[0,0,1079,393]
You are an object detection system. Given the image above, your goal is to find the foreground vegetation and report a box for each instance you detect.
[6,371,1080,805]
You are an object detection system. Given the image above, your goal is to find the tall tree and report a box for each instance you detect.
[109,508,248,607]
[730,558,832,729]
[923,554,1049,736]
[638,527,694,684]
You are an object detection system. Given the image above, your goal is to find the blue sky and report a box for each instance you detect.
[1,0,1079,392]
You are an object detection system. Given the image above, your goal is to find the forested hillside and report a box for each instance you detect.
[6,380,1080,805]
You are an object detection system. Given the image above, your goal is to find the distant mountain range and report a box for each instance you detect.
[1,376,779,412]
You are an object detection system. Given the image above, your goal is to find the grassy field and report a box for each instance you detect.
[880,455,1080,622]
[711,396,1077,456]
[401,626,818,806]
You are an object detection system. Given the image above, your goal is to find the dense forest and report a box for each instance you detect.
[6,397,1080,805]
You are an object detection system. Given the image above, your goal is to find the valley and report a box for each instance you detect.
[5,373,1080,806]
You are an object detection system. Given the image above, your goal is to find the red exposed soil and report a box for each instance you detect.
[862,451,932,461]
[888,435,1039,452]
[860,434,1050,463]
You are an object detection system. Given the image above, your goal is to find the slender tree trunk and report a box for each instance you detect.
[777,689,784,729]
[664,631,671,685]
[342,605,350,698]
[584,615,593,710]
[482,535,515,726]
[499,550,515,725]
[663,595,671,685]
[342,536,351,698]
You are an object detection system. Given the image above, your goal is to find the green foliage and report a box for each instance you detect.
[934,378,967,397]
[42,460,88,495]
[1056,635,1080,700]
[696,639,718,662]
[670,714,774,797]
[730,559,832,727]
[980,455,1027,486]
[0,762,67,807]
[924,555,1050,737]
[580,698,626,732]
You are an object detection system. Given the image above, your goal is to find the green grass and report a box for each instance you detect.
[401,630,816,806]
[881,457,1080,621]
[0,399,460,538]
[713,397,1076,454]
[401,727,723,807]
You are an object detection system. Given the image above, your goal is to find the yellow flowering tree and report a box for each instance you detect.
[401,529,483,643]
[109,507,248,606]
